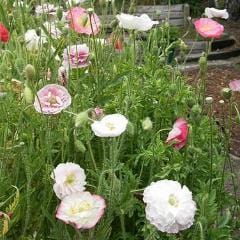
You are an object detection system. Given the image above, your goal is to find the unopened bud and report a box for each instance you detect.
[57,8,63,20]
[219,99,225,104]
[199,54,207,69]
[24,64,36,81]
[221,88,232,100]
[74,139,86,153]
[142,117,153,131]
[23,85,33,104]
[87,8,94,15]
[205,96,213,104]
[75,111,89,128]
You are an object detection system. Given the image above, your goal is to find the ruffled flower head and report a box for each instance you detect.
[143,180,196,234]
[67,7,100,35]
[91,113,128,137]
[56,192,106,229]
[34,84,71,115]
[51,162,86,199]
[194,18,224,39]
[62,44,90,69]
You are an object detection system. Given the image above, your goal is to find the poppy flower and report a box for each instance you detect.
[0,23,10,43]
[166,118,189,149]
[67,7,100,35]
[194,18,224,39]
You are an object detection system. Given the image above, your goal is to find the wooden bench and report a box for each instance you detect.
[100,4,190,29]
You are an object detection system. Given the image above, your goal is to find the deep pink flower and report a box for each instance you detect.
[34,84,71,114]
[63,44,90,69]
[194,18,224,39]
[229,80,240,92]
[67,7,100,35]
[166,118,189,150]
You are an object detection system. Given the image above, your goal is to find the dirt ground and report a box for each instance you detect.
[185,66,240,157]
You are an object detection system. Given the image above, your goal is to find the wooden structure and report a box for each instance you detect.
[100,4,190,29]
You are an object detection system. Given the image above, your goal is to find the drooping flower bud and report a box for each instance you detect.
[75,111,89,128]
[24,64,36,81]
[23,85,33,104]
[74,139,86,153]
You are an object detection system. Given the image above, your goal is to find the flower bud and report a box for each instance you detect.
[199,54,207,70]
[219,99,225,104]
[205,96,213,104]
[24,64,36,81]
[23,85,33,104]
[75,111,89,128]
[57,8,63,20]
[74,139,86,153]
[191,104,202,122]
[179,40,188,51]
[221,87,232,100]
[87,8,94,15]
[142,117,153,131]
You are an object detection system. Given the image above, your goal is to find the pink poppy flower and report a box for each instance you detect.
[63,44,90,69]
[67,7,100,35]
[229,80,240,92]
[166,118,189,150]
[34,84,71,114]
[56,192,106,229]
[194,18,224,39]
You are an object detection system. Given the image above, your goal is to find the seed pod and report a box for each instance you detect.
[24,64,36,81]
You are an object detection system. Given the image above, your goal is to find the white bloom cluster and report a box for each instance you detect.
[143,180,196,234]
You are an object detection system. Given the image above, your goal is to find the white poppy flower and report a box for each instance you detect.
[204,8,229,19]
[24,29,46,51]
[35,3,57,17]
[91,113,128,137]
[51,162,86,199]
[42,22,62,39]
[143,180,196,234]
[116,13,159,31]
[56,192,106,229]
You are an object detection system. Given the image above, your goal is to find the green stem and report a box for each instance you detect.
[87,141,97,171]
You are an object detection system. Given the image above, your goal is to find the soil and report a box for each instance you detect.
[185,66,240,157]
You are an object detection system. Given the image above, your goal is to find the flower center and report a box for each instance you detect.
[78,14,90,27]
[65,173,75,185]
[201,25,214,32]
[105,122,116,131]
[48,95,58,105]
[69,201,92,216]
[168,194,179,207]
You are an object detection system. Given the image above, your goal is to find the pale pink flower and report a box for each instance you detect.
[56,192,106,229]
[166,118,189,150]
[35,3,58,17]
[67,7,100,35]
[34,84,71,114]
[194,18,224,39]
[51,162,86,199]
[229,80,240,91]
[63,44,90,69]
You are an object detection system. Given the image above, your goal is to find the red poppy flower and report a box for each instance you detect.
[0,23,10,43]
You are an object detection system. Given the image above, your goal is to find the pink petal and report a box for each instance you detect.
[229,80,240,92]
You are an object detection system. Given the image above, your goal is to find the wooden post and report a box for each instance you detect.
[183,4,190,29]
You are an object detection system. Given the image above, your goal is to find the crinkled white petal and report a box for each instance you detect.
[91,113,128,137]
[116,13,159,31]
[143,180,196,234]
[204,8,229,19]
[51,162,86,199]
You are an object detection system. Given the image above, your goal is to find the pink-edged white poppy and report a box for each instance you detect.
[56,192,106,229]
[34,84,71,115]
[229,80,240,92]
[67,7,100,35]
[51,162,86,199]
[194,18,224,39]
[62,44,90,69]
[166,118,189,150]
